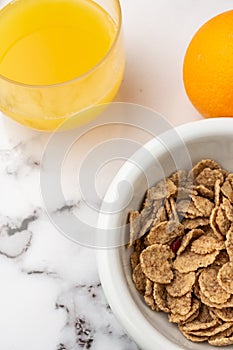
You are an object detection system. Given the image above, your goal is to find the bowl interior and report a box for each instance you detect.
[98,119,233,350]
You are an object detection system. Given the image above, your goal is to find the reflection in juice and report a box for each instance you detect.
[0,0,124,130]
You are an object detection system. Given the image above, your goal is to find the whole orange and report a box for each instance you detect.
[183,10,233,118]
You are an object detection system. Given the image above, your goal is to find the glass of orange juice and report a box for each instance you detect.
[0,0,124,131]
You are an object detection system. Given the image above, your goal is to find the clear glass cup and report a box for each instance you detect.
[0,0,125,131]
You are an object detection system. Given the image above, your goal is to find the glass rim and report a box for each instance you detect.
[0,0,122,89]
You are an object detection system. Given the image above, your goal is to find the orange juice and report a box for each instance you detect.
[0,0,124,130]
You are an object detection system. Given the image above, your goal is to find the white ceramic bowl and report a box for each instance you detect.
[97,118,233,350]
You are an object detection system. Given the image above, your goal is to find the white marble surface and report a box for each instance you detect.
[0,1,232,349]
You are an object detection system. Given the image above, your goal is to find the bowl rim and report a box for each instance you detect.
[97,117,233,350]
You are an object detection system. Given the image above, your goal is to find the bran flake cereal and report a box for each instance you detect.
[130,159,233,346]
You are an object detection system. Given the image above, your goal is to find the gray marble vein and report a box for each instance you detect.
[0,115,139,350]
